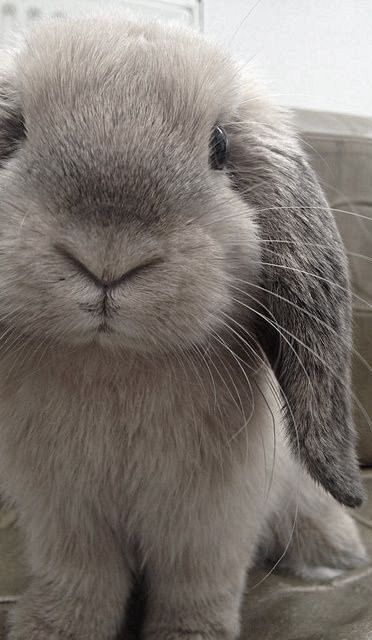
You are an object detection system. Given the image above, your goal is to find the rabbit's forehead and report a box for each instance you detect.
[15,20,242,215]
[18,21,240,129]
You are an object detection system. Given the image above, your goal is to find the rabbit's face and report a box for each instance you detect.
[0,19,259,353]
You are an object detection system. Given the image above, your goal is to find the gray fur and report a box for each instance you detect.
[0,16,366,640]
[228,114,364,507]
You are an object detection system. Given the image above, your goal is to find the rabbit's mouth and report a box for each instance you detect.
[79,295,119,327]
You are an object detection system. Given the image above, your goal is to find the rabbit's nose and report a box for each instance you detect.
[54,244,155,290]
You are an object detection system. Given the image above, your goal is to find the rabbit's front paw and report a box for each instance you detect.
[145,629,230,640]
[144,609,239,640]
[7,616,61,640]
[7,573,125,640]
[8,607,117,640]
[146,634,204,640]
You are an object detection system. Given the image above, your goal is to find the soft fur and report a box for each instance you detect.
[0,15,367,640]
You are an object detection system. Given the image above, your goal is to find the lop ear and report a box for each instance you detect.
[229,105,364,508]
[0,53,25,165]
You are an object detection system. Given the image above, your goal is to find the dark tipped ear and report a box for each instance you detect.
[0,57,25,165]
[230,113,364,508]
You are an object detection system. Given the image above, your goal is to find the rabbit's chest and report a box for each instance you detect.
[0,355,250,510]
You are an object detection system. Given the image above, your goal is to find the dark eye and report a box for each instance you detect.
[210,125,229,171]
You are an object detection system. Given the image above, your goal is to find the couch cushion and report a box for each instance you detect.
[295,109,372,465]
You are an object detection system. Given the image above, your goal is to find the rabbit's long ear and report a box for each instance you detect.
[229,104,364,508]
[0,53,25,165]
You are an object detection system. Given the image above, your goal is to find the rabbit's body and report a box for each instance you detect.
[0,343,275,565]
[0,15,367,640]
[1,344,364,639]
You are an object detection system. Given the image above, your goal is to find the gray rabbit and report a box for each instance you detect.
[0,15,367,640]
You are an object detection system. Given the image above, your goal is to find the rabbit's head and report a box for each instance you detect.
[0,17,363,507]
[0,19,262,354]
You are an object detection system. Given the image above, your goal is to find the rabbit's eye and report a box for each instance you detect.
[210,125,229,170]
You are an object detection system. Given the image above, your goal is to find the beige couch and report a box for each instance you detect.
[0,110,371,639]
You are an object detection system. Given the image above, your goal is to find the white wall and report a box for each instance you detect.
[0,0,201,40]
[203,0,372,117]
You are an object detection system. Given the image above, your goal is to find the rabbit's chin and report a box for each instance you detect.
[35,317,213,356]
